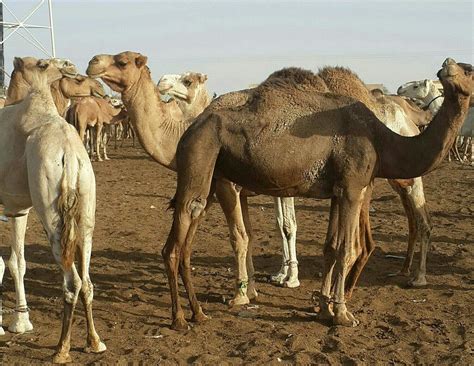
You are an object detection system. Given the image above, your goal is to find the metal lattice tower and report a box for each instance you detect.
[0,0,56,95]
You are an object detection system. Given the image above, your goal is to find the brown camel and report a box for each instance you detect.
[87,52,262,306]
[66,96,126,161]
[6,61,105,116]
[312,67,434,291]
[158,58,471,329]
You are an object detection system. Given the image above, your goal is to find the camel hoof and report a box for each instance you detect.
[171,318,190,331]
[317,308,334,321]
[283,278,300,288]
[270,272,288,285]
[408,276,427,287]
[333,310,359,327]
[8,313,33,334]
[191,311,210,323]
[52,351,72,364]
[84,341,107,354]
[387,269,410,278]
[247,283,259,300]
[228,294,250,307]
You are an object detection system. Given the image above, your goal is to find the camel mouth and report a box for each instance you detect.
[167,89,190,101]
[62,71,78,79]
[92,90,106,98]
[87,71,106,79]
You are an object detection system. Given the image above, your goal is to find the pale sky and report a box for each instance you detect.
[3,0,473,94]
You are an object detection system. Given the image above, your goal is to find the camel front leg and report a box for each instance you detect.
[280,197,299,288]
[7,214,34,334]
[271,197,290,284]
[240,195,258,300]
[318,197,339,320]
[95,124,103,162]
[215,180,250,306]
[332,186,367,327]
[102,127,110,160]
[344,184,375,299]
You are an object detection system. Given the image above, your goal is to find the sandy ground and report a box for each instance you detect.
[0,144,472,365]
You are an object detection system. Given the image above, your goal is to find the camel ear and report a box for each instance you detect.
[13,57,24,70]
[135,55,148,68]
[199,74,208,83]
[423,79,429,87]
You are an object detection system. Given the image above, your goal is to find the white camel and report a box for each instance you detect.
[397,79,444,114]
[0,57,105,363]
[398,79,474,164]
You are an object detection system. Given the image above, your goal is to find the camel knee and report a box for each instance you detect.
[80,278,94,305]
[63,273,82,305]
[8,253,25,278]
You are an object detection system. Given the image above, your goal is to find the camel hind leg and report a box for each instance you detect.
[162,120,221,330]
[26,132,104,362]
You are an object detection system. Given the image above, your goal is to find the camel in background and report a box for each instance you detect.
[158,71,301,287]
[66,96,127,161]
[0,57,105,363]
[158,72,211,120]
[6,59,105,116]
[160,59,471,330]
[398,79,474,164]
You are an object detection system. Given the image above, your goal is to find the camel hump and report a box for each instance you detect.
[317,66,375,109]
[260,67,328,92]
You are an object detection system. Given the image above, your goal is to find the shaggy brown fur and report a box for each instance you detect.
[161,59,472,330]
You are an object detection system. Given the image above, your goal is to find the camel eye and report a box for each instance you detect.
[37,62,49,70]
[183,79,192,87]
[117,60,127,67]
[413,85,418,89]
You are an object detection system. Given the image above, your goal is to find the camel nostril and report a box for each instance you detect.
[397,86,403,95]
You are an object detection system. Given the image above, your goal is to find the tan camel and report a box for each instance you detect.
[158,72,211,121]
[87,52,263,306]
[6,59,105,117]
[0,57,105,362]
[66,96,127,161]
[157,59,471,330]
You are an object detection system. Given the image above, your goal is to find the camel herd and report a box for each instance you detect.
[0,51,472,363]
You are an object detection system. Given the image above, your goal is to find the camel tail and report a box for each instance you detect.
[57,153,82,270]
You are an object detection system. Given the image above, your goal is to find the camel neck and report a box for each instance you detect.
[5,70,29,106]
[50,81,69,116]
[376,89,470,179]
[121,69,189,170]
[422,84,443,114]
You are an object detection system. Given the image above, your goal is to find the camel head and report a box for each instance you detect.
[49,58,78,78]
[12,57,72,87]
[437,58,473,98]
[397,79,435,99]
[59,74,106,99]
[86,51,148,93]
[158,72,208,104]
